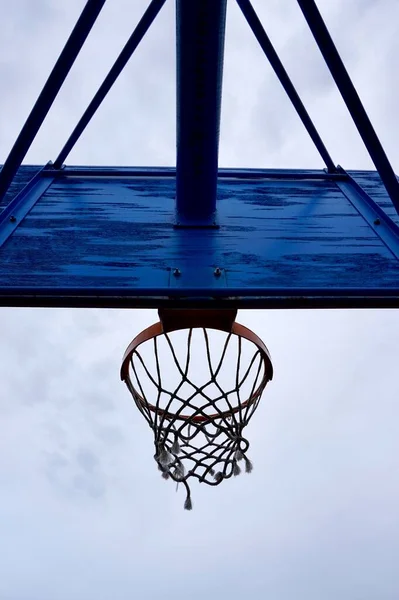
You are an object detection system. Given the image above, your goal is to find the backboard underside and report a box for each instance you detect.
[0,166,398,309]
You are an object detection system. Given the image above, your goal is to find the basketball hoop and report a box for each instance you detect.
[121,310,273,510]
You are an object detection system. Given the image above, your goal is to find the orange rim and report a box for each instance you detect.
[121,316,273,423]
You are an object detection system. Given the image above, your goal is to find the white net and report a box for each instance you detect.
[122,324,272,510]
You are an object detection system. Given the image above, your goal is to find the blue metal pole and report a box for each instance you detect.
[0,0,106,201]
[176,0,228,227]
[54,0,167,169]
[236,0,336,173]
[297,0,399,215]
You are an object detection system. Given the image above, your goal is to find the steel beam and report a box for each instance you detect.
[0,287,398,310]
[297,0,399,215]
[54,0,167,169]
[175,0,228,226]
[237,0,336,173]
[0,0,106,201]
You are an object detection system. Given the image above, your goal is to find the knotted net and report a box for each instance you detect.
[121,311,273,510]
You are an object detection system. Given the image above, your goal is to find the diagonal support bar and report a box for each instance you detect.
[0,0,106,201]
[297,0,399,215]
[176,0,228,227]
[236,0,336,173]
[54,0,167,169]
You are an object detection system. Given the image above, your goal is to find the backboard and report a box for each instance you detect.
[0,0,398,310]
[0,165,398,309]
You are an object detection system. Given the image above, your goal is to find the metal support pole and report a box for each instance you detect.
[175,0,227,226]
[0,0,106,201]
[297,0,399,215]
[54,0,166,169]
[236,0,336,173]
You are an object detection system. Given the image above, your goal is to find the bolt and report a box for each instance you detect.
[374,218,381,226]
[173,268,181,277]
[9,215,16,223]
[214,267,222,277]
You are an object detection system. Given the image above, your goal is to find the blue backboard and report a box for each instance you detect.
[0,165,398,309]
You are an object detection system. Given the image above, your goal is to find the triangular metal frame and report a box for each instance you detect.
[0,0,398,218]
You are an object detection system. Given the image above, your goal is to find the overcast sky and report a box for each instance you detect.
[0,1,399,599]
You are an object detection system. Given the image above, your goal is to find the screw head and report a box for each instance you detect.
[374,218,381,226]
[173,268,181,277]
[214,267,222,277]
[9,215,16,223]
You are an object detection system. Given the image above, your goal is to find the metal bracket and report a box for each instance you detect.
[335,167,399,260]
[158,308,237,332]
[169,266,227,288]
[174,211,219,229]
[0,164,56,249]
